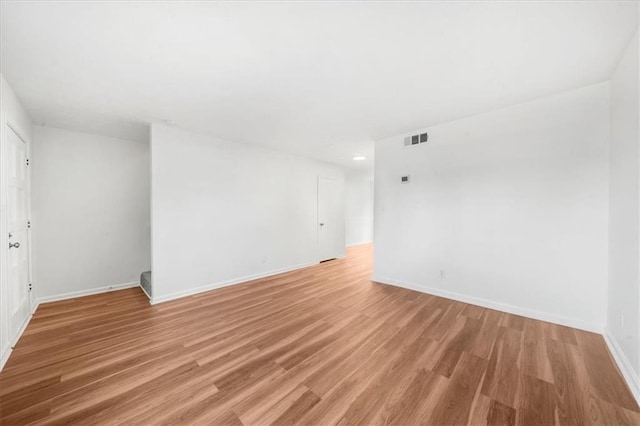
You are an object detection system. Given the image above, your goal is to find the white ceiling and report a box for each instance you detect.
[1,1,638,170]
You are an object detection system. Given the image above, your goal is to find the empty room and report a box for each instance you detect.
[1,1,640,425]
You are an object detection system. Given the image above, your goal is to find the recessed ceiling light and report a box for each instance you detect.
[353,156,366,161]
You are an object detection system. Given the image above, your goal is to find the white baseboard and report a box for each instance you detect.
[36,281,140,305]
[371,275,603,334]
[0,347,10,372]
[0,310,32,372]
[151,261,317,305]
[138,282,152,301]
[346,240,373,248]
[603,329,640,405]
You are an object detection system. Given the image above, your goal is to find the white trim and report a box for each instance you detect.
[151,261,317,305]
[36,281,139,304]
[346,240,373,248]
[372,275,603,333]
[138,282,152,302]
[603,329,640,406]
[6,121,30,147]
[0,122,33,373]
[0,307,33,371]
[0,346,10,372]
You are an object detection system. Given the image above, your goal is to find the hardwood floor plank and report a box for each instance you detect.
[122,365,222,424]
[336,333,438,425]
[467,392,492,426]
[470,308,501,360]
[487,400,516,426]
[519,318,554,383]
[546,337,587,424]
[576,331,640,412]
[301,319,399,397]
[384,368,443,425]
[237,384,309,425]
[270,389,321,425]
[433,316,482,378]
[45,360,202,426]
[0,402,52,425]
[588,397,640,425]
[297,330,411,424]
[427,351,488,425]
[481,326,522,407]
[515,374,556,426]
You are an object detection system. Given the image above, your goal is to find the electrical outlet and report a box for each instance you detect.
[440,270,446,279]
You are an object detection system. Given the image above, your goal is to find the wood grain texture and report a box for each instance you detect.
[0,244,637,425]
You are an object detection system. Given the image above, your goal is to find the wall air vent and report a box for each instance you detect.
[403,132,429,147]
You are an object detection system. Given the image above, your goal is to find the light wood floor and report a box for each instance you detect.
[1,244,638,425]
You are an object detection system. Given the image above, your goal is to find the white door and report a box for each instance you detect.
[7,127,31,338]
[318,176,342,261]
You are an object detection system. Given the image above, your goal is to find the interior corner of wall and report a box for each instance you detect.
[603,328,640,405]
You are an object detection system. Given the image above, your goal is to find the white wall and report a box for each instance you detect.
[607,28,640,399]
[374,82,610,332]
[31,125,151,300]
[151,124,344,303]
[345,170,374,246]
[0,74,32,370]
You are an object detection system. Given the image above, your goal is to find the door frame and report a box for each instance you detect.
[2,121,34,348]
[317,174,346,263]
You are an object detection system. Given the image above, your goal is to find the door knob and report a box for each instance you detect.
[9,242,20,249]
